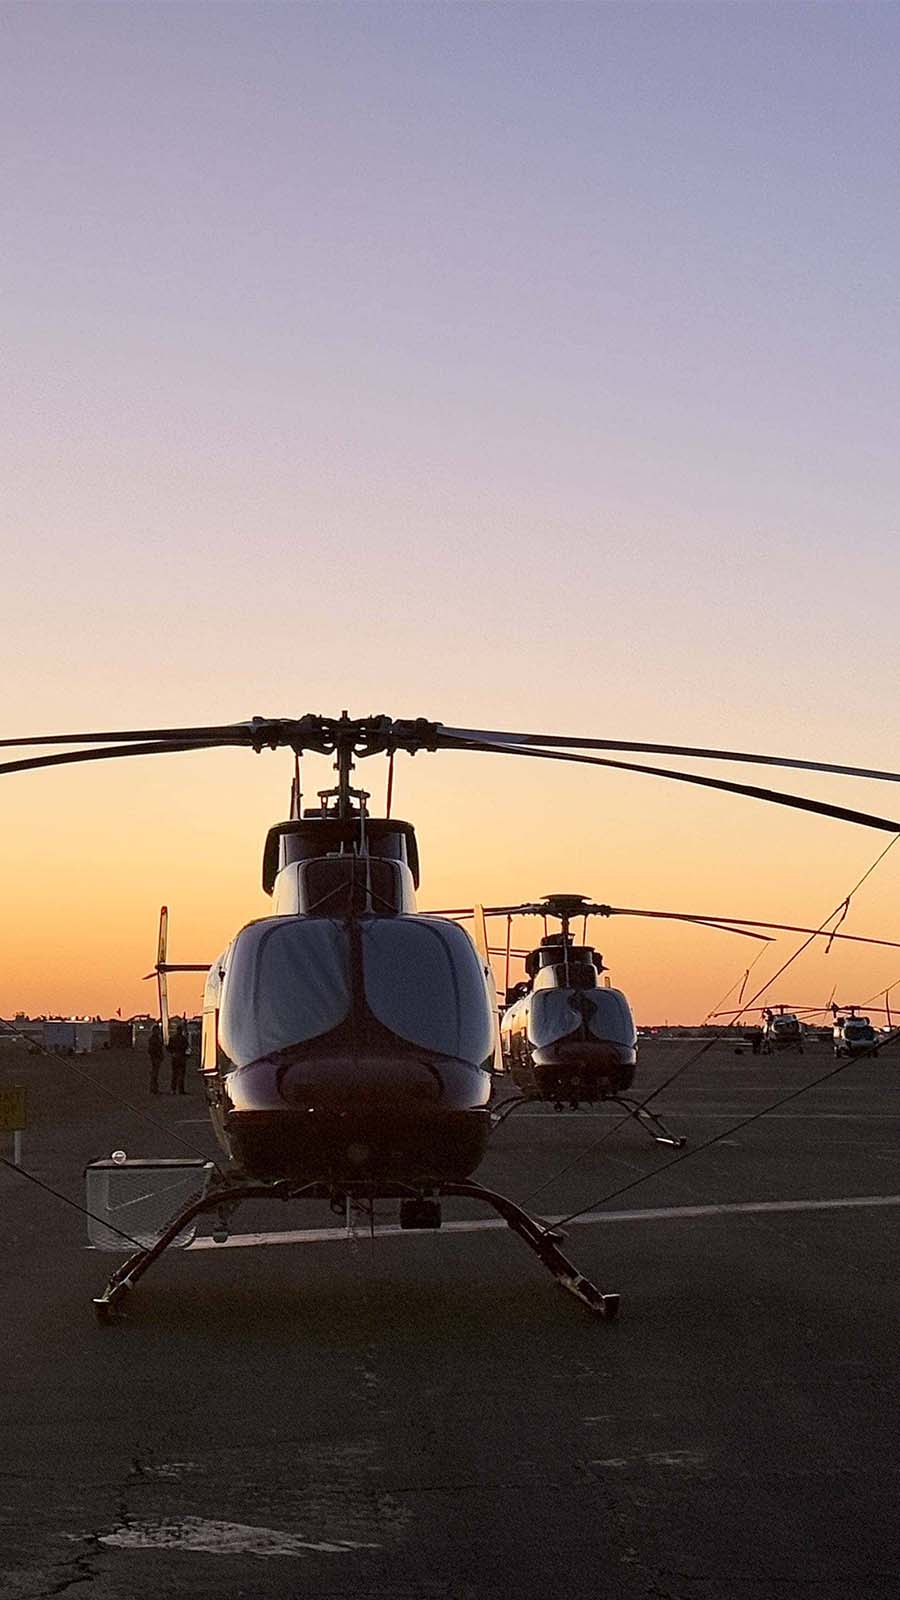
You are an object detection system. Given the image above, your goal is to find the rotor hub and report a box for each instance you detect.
[242,714,440,758]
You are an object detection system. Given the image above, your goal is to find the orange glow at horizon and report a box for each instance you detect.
[2,734,899,1028]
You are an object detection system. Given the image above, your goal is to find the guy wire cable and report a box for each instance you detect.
[553,1029,900,1229]
[0,1155,148,1251]
[520,829,900,1209]
[702,945,769,1026]
[520,914,828,1209]
[862,975,900,1007]
[731,829,900,1022]
[621,826,900,1112]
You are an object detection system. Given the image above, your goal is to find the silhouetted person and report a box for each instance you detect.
[168,1023,189,1094]
[148,1022,164,1094]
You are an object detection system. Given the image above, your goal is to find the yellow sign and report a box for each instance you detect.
[0,1087,26,1132]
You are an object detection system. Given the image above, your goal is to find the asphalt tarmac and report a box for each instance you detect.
[2,1038,899,1599]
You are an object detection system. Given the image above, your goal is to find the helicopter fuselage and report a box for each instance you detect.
[499,939,637,1105]
[833,1016,877,1057]
[199,816,495,1187]
[761,1013,804,1054]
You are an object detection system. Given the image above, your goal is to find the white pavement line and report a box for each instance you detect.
[95,1518,380,1556]
[187,1192,900,1250]
[510,1111,899,1120]
[173,1111,897,1128]
[178,1111,898,1126]
[672,1112,900,1121]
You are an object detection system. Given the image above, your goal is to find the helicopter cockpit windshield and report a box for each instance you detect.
[263,818,420,894]
[844,1020,875,1040]
[528,986,636,1051]
[218,915,494,1070]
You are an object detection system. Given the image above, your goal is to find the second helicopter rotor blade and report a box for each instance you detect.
[437,736,900,836]
[605,907,900,950]
[429,905,772,942]
[424,905,537,920]
[431,898,898,950]
[645,917,772,942]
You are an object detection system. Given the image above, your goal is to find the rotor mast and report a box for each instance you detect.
[313,713,370,826]
[267,713,439,827]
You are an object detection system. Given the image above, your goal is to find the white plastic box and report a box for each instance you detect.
[84,1157,214,1251]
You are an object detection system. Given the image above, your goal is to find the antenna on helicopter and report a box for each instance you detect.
[309,714,374,855]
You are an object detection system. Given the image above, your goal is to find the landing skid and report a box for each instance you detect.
[492,1093,685,1148]
[92,1178,619,1324]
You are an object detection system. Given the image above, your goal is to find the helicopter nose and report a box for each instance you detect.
[222,1048,492,1183]
[266,1052,484,1111]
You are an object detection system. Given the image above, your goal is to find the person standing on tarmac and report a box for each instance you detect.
[168,1020,189,1095]
[148,1022,164,1094]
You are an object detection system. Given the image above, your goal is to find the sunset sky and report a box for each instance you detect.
[3,3,900,1023]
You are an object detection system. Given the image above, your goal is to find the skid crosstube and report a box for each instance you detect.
[92,1177,618,1323]
[491,1092,685,1148]
[614,1097,686,1148]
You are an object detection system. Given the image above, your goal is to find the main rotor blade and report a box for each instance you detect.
[440,726,900,786]
[649,917,772,942]
[425,906,530,920]
[430,901,898,949]
[8,716,900,789]
[438,737,900,835]
[828,1004,892,1015]
[429,906,771,941]
[0,723,255,749]
[713,1006,823,1016]
[0,739,227,779]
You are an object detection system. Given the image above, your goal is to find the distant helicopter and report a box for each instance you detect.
[496,895,659,1132]
[831,1005,879,1058]
[714,1003,811,1053]
[3,710,900,1324]
[761,1005,805,1054]
[435,894,713,1147]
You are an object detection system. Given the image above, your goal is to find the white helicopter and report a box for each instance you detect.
[831,1006,879,1058]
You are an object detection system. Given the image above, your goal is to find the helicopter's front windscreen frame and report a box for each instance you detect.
[217,914,495,1070]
